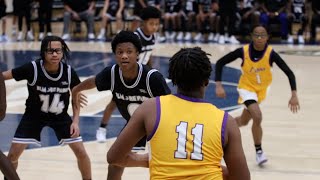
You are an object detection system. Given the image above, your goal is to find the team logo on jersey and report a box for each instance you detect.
[61,81,69,85]
[139,89,147,93]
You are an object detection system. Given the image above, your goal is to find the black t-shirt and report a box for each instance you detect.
[215,43,297,90]
[263,0,288,12]
[12,59,80,115]
[63,0,94,12]
[95,63,171,121]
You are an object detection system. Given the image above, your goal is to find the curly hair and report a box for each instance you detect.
[111,30,142,53]
[140,6,161,20]
[168,47,212,91]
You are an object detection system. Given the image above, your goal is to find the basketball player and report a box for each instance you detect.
[95,6,162,142]
[0,70,20,180]
[215,24,300,166]
[97,0,125,40]
[71,30,170,180]
[2,36,92,180]
[107,47,250,180]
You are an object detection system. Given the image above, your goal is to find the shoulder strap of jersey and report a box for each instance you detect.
[146,69,158,98]
[110,64,116,92]
[28,61,38,86]
[67,64,71,89]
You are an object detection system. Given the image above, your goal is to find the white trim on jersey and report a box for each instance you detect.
[40,60,63,81]
[67,65,71,89]
[59,136,83,146]
[110,65,116,92]
[119,63,143,89]
[28,61,38,86]
[146,69,158,98]
[136,28,153,41]
[12,137,41,147]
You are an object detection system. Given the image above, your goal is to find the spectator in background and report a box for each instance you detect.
[260,0,289,41]
[163,0,182,41]
[287,0,308,44]
[216,0,240,44]
[62,0,96,41]
[310,0,320,43]
[14,0,34,41]
[0,0,8,42]
[238,0,261,28]
[179,0,199,41]
[38,0,53,41]
[97,0,125,41]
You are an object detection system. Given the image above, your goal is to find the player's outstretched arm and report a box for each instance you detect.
[0,71,7,120]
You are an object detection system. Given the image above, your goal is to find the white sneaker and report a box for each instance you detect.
[17,32,23,41]
[184,32,192,41]
[170,32,176,40]
[218,35,225,44]
[298,35,305,44]
[27,31,34,41]
[287,35,294,44]
[208,33,214,42]
[194,33,202,41]
[229,35,240,44]
[176,32,184,41]
[256,151,268,166]
[97,32,105,40]
[96,127,107,143]
[213,33,220,42]
[39,32,44,41]
[1,35,8,42]
[47,32,53,36]
[88,33,95,40]
[165,31,171,41]
[62,33,70,40]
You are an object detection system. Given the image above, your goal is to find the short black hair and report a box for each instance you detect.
[168,47,212,91]
[40,35,70,63]
[251,24,269,34]
[140,6,161,20]
[111,30,142,53]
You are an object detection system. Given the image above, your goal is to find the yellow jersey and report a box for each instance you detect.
[147,94,228,180]
[238,44,273,92]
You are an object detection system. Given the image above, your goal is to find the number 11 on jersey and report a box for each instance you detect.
[174,121,204,160]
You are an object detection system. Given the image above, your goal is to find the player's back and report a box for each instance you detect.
[147,94,227,180]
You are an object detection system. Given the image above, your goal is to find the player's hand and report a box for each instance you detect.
[215,82,226,98]
[288,94,300,113]
[78,93,88,108]
[70,122,80,138]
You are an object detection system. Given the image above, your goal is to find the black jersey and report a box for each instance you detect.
[134,27,156,65]
[183,0,199,13]
[199,0,213,13]
[95,63,170,121]
[165,0,181,13]
[292,0,305,14]
[12,60,80,115]
[107,0,120,15]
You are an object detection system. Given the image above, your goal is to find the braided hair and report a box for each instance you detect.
[168,47,212,91]
[40,35,70,63]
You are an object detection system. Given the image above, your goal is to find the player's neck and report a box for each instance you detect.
[177,90,204,99]
[44,63,59,74]
[122,64,139,80]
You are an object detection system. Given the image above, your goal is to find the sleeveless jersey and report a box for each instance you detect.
[238,44,273,92]
[148,94,227,180]
[292,0,305,21]
[25,60,72,115]
[110,64,164,120]
[107,0,120,15]
[135,27,156,65]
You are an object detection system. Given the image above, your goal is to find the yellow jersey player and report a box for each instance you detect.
[107,47,250,180]
[215,24,300,166]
